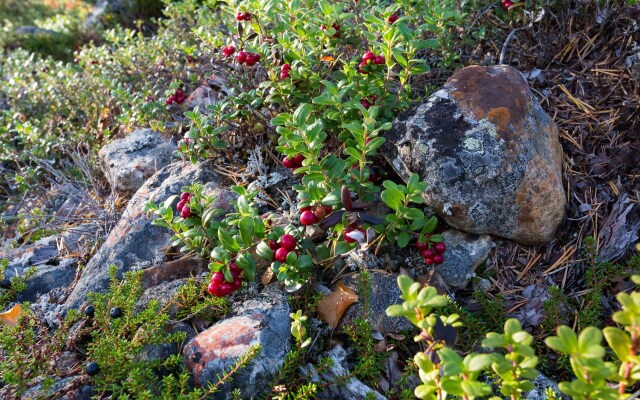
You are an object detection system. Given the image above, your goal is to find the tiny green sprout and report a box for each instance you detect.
[290,310,311,349]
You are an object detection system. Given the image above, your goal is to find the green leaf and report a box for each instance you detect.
[603,327,631,362]
[397,231,410,248]
[460,380,492,397]
[236,253,255,281]
[238,216,255,246]
[293,103,313,125]
[218,228,239,252]
[381,188,403,210]
[465,353,495,372]
[256,241,274,261]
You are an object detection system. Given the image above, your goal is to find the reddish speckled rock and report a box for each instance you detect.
[382,65,565,245]
[183,287,290,398]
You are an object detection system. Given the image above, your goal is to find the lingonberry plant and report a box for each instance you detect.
[389,274,640,400]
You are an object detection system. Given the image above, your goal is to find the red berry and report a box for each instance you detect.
[324,205,333,215]
[280,71,289,80]
[275,247,290,262]
[299,206,312,212]
[222,46,236,57]
[242,12,251,20]
[416,241,428,251]
[219,282,234,296]
[281,63,291,71]
[433,254,444,265]
[502,0,513,8]
[332,23,340,30]
[268,240,280,251]
[280,234,297,250]
[388,13,399,23]
[208,281,221,296]
[374,55,385,65]
[177,200,186,212]
[180,192,190,201]
[359,61,369,74]
[212,272,225,285]
[360,99,371,109]
[283,157,297,169]
[362,51,375,63]
[424,257,434,266]
[421,248,434,259]
[236,51,247,64]
[344,228,366,243]
[321,24,327,31]
[229,262,240,274]
[180,206,192,219]
[291,154,304,165]
[300,210,318,226]
[245,53,260,67]
[433,242,446,255]
[233,278,242,290]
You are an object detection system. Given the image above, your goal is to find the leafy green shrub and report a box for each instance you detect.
[388,272,640,399]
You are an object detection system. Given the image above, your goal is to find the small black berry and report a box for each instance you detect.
[86,362,100,376]
[83,305,95,318]
[109,307,122,319]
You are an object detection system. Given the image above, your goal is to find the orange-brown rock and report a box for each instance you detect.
[183,287,290,399]
[382,65,565,244]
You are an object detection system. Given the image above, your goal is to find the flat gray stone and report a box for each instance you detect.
[438,230,493,289]
[339,270,416,335]
[98,128,176,196]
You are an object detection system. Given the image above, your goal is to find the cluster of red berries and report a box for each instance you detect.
[359,51,385,74]
[208,262,243,297]
[235,11,251,21]
[237,51,261,66]
[360,95,377,110]
[501,0,513,9]
[280,63,292,80]
[282,153,304,170]
[321,23,341,38]
[299,205,333,226]
[222,46,236,57]
[388,13,399,24]
[267,234,299,262]
[166,89,186,105]
[176,192,193,218]
[417,241,446,265]
[344,224,366,243]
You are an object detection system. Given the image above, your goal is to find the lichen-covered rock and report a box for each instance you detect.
[0,236,78,302]
[438,230,493,289]
[183,287,290,399]
[63,161,235,312]
[382,65,565,245]
[338,271,416,335]
[300,344,385,400]
[98,128,176,196]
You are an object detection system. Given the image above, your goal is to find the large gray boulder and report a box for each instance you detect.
[183,287,291,399]
[98,128,176,196]
[382,65,565,245]
[63,161,235,312]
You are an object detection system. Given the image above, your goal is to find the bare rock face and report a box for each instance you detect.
[98,128,176,196]
[382,65,566,245]
[63,161,235,312]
